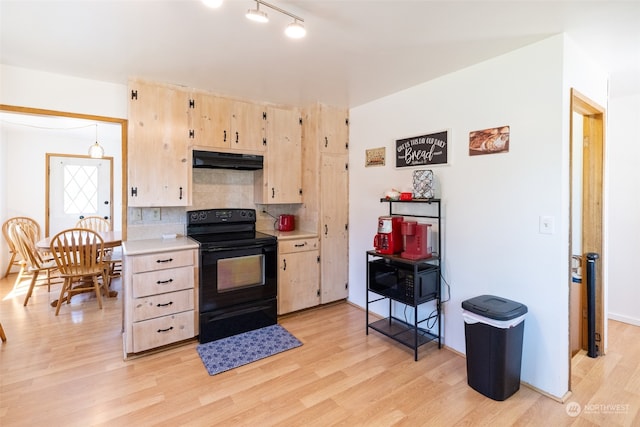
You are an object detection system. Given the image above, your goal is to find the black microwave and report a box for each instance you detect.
[368,258,439,305]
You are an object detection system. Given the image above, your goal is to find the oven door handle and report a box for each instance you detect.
[200,243,272,253]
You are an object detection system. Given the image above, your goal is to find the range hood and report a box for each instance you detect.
[192,150,263,170]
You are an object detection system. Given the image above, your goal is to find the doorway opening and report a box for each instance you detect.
[569,88,606,390]
[0,104,127,239]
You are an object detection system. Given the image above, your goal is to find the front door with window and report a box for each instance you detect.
[47,154,113,236]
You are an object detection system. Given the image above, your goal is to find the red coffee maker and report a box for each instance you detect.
[400,221,432,260]
[374,216,403,254]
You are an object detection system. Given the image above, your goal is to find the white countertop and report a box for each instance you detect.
[122,236,199,256]
[259,229,318,240]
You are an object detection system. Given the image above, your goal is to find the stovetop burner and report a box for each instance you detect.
[186,208,276,248]
[188,230,276,246]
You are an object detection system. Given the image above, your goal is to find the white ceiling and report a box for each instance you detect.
[1,0,639,109]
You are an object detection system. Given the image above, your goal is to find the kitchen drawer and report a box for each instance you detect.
[132,265,194,298]
[132,310,195,353]
[130,249,194,273]
[132,289,194,322]
[279,238,319,254]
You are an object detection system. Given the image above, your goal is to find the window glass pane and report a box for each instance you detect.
[63,165,99,214]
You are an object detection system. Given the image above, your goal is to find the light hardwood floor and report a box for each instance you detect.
[0,273,638,426]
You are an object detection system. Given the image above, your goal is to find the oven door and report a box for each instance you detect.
[199,242,277,312]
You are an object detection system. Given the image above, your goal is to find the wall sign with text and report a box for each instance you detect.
[395,130,448,168]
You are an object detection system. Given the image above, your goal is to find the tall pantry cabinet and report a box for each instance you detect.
[128,79,191,207]
[301,103,349,304]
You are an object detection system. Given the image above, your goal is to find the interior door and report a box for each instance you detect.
[47,154,113,236]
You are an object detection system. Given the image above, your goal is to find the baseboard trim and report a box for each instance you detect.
[608,313,640,327]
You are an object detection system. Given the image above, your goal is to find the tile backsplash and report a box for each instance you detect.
[126,169,304,240]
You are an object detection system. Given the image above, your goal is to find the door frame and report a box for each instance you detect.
[569,88,606,387]
[0,104,128,239]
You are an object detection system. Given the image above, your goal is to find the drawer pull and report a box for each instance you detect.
[156,279,174,285]
[157,326,174,333]
[294,243,306,247]
[156,258,174,263]
[156,301,174,307]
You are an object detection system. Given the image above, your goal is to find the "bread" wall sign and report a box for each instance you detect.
[395,130,448,168]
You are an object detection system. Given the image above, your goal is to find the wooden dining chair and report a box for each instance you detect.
[9,223,60,306]
[49,228,109,315]
[75,216,121,286]
[75,216,111,232]
[2,216,42,279]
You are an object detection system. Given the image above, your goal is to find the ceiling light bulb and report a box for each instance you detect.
[89,124,104,158]
[89,142,104,159]
[285,20,306,39]
[201,0,223,8]
[246,3,268,23]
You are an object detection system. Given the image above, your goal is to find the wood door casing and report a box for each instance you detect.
[569,88,605,387]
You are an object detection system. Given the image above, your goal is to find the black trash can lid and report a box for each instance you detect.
[462,295,528,320]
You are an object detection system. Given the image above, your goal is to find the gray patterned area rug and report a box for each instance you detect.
[196,324,303,376]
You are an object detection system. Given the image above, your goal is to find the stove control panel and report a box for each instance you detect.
[187,208,255,225]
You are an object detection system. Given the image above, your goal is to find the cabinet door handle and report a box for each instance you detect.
[235,131,239,143]
[156,301,174,307]
[272,188,275,199]
[324,136,328,148]
[324,224,328,236]
[224,130,227,142]
[156,279,174,285]
[157,326,174,333]
[283,259,287,271]
[179,186,183,200]
[156,258,173,264]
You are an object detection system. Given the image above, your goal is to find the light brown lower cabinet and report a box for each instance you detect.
[278,238,320,315]
[122,238,198,357]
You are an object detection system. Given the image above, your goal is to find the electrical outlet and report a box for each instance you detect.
[539,215,554,234]
[150,207,161,221]
[131,207,142,222]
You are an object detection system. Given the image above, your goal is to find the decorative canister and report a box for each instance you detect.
[412,170,434,199]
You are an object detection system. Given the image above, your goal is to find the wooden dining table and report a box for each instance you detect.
[36,230,122,306]
[36,230,122,251]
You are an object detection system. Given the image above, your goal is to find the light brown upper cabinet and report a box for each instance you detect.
[189,93,266,153]
[254,106,303,204]
[128,79,191,207]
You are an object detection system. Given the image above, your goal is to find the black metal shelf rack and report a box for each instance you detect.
[366,199,442,361]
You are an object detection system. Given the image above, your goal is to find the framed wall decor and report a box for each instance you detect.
[365,147,386,167]
[469,125,510,155]
[395,130,448,168]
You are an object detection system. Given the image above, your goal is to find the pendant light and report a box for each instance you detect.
[88,124,104,158]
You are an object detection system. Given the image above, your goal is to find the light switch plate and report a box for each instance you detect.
[539,215,554,234]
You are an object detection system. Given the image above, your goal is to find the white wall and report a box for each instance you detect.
[348,35,607,399]
[0,65,127,117]
[607,92,640,326]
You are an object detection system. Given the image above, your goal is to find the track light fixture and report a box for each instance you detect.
[202,0,305,39]
[246,1,269,23]
[201,0,223,8]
